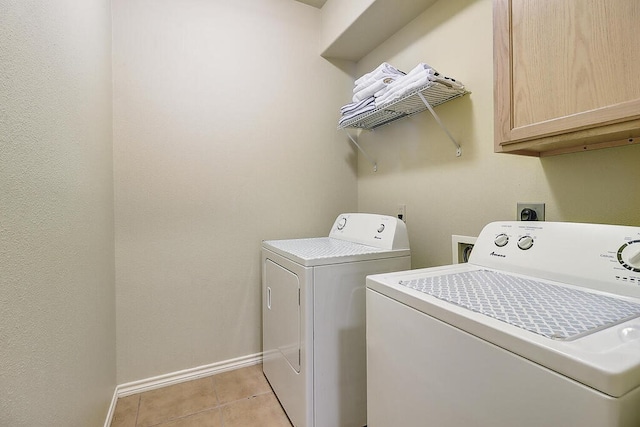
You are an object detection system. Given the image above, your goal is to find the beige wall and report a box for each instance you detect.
[356,0,640,268]
[320,0,375,52]
[4,1,638,422]
[0,1,116,426]
[112,0,357,383]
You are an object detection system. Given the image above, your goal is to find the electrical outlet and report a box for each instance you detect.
[397,204,406,222]
[517,202,545,221]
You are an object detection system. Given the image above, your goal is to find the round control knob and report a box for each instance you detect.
[517,235,534,250]
[377,224,385,233]
[494,233,509,247]
[337,217,347,230]
[618,240,640,272]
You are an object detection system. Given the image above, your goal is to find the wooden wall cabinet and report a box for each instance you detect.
[493,0,640,156]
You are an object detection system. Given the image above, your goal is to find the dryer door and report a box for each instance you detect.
[264,259,300,372]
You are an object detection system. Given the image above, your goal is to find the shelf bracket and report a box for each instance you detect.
[344,130,377,172]
[417,92,462,157]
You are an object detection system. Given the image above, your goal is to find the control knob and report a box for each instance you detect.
[618,240,640,272]
[494,234,509,247]
[337,217,347,230]
[517,235,534,250]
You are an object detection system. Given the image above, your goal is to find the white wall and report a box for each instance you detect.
[0,1,116,426]
[356,0,640,268]
[112,0,357,383]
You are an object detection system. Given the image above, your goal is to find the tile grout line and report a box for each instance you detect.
[143,407,220,427]
[134,394,141,427]
[218,390,274,408]
[142,376,221,427]
[140,392,276,427]
[212,375,225,427]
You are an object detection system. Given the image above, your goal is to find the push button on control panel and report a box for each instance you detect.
[377,224,385,233]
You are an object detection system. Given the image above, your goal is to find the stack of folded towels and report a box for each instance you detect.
[338,62,405,126]
[375,63,464,107]
[338,62,465,126]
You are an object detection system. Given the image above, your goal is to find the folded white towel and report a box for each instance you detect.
[400,63,464,91]
[352,75,398,102]
[354,62,404,87]
[375,74,437,107]
[375,75,465,108]
[353,70,401,94]
[376,68,436,97]
[373,64,435,97]
[353,76,379,94]
[373,62,465,107]
[353,80,387,102]
[405,62,436,77]
[375,68,436,106]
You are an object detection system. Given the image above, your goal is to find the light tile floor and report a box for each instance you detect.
[111,364,293,427]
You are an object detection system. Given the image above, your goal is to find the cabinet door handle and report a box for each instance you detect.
[267,287,271,310]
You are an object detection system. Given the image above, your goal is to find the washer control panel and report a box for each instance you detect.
[470,221,640,299]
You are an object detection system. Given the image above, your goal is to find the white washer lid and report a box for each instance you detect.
[400,269,640,341]
[366,264,640,398]
[262,237,409,267]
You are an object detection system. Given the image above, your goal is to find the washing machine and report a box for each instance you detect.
[262,213,411,427]
[366,221,640,427]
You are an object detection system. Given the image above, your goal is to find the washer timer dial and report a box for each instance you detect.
[617,240,640,272]
[517,235,534,250]
[494,233,509,247]
[337,217,347,230]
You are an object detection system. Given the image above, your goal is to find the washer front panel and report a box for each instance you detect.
[399,269,640,340]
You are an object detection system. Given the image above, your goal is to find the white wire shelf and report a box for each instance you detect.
[337,81,469,130]
[338,80,470,170]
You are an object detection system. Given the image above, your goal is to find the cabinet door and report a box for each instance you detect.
[494,0,640,155]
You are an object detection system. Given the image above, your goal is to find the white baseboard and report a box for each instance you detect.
[104,352,263,427]
[103,387,119,427]
[118,352,264,397]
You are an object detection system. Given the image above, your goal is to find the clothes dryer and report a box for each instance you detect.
[262,213,410,427]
